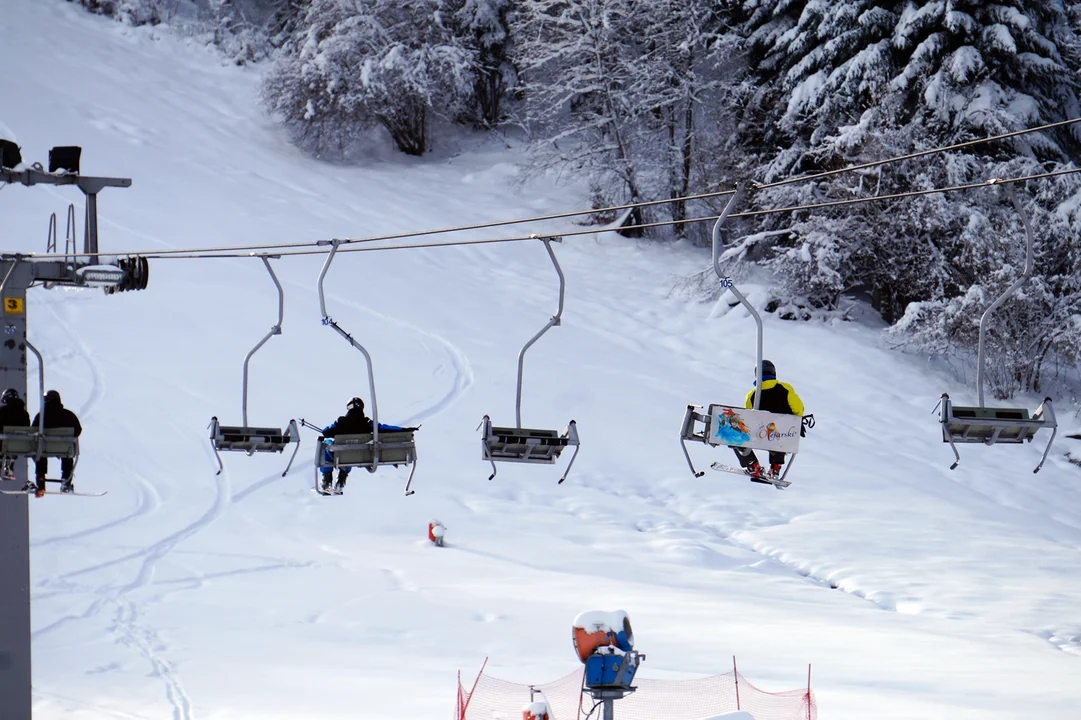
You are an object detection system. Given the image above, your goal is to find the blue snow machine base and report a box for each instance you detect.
[585,651,640,689]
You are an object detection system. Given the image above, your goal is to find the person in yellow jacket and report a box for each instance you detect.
[733,360,805,478]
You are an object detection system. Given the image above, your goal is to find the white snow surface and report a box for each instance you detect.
[2,1,1080,719]
[698,714,754,720]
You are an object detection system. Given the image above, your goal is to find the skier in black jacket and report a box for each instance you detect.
[32,390,82,495]
[0,388,31,480]
[319,397,374,492]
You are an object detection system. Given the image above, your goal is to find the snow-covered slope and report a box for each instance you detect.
[3,2,1080,718]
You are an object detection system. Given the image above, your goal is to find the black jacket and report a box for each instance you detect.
[32,399,82,437]
[323,408,373,438]
[0,399,31,429]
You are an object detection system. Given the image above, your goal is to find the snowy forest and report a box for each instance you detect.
[69,0,1081,399]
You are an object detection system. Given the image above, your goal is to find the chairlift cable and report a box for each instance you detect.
[754,116,1081,191]
[138,165,1081,261]
[32,118,1081,261]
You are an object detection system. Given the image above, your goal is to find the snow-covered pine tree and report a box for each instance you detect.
[455,0,515,128]
[729,0,1081,395]
[261,0,474,157]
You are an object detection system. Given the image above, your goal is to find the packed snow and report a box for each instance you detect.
[1,1,1079,719]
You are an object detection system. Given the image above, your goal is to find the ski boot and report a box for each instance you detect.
[746,461,763,478]
[334,471,348,493]
[60,477,74,494]
[769,463,782,478]
[34,476,46,498]
[320,471,334,493]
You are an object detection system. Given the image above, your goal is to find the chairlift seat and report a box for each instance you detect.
[0,426,78,459]
[208,417,301,476]
[681,404,801,452]
[941,404,1040,443]
[481,416,578,464]
[324,430,417,469]
[938,394,1057,472]
[210,417,297,453]
[679,404,802,478]
[485,425,572,463]
[317,429,419,495]
[479,415,581,483]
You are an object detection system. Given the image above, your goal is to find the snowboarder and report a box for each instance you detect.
[319,397,374,493]
[0,388,31,480]
[732,360,805,479]
[32,390,82,496]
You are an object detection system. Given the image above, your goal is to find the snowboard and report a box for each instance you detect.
[710,462,791,489]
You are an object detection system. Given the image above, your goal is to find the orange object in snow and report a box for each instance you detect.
[428,520,445,546]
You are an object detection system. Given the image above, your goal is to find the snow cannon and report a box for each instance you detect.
[522,698,552,720]
[573,610,634,662]
[428,520,445,547]
[572,610,643,690]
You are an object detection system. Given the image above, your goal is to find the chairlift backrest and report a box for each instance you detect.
[705,404,801,453]
[327,431,416,467]
[1,426,78,459]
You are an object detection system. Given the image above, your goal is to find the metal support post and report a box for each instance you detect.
[0,260,35,720]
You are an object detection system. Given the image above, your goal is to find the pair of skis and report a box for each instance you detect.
[710,463,791,490]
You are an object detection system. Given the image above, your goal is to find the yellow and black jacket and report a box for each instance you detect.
[745,379,805,416]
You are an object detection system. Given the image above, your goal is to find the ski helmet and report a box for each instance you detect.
[1,388,18,405]
[756,360,776,380]
[347,397,364,412]
[44,390,61,405]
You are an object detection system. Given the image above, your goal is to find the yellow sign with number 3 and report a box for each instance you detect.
[4,298,24,315]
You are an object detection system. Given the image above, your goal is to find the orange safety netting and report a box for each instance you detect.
[456,663,815,720]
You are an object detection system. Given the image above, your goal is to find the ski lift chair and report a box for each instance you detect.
[316,239,418,496]
[480,415,580,478]
[208,256,300,477]
[313,428,418,493]
[0,337,80,479]
[480,236,580,483]
[938,182,1058,474]
[0,427,80,475]
[679,403,804,486]
[677,186,808,488]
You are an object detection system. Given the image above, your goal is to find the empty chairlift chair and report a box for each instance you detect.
[315,239,418,496]
[938,181,1057,473]
[208,256,300,476]
[480,236,580,484]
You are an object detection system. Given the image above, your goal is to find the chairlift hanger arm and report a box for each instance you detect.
[24,340,46,446]
[241,256,285,427]
[709,185,763,410]
[976,181,1034,408]
[317,239,380,438]
[514,236,565,429]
